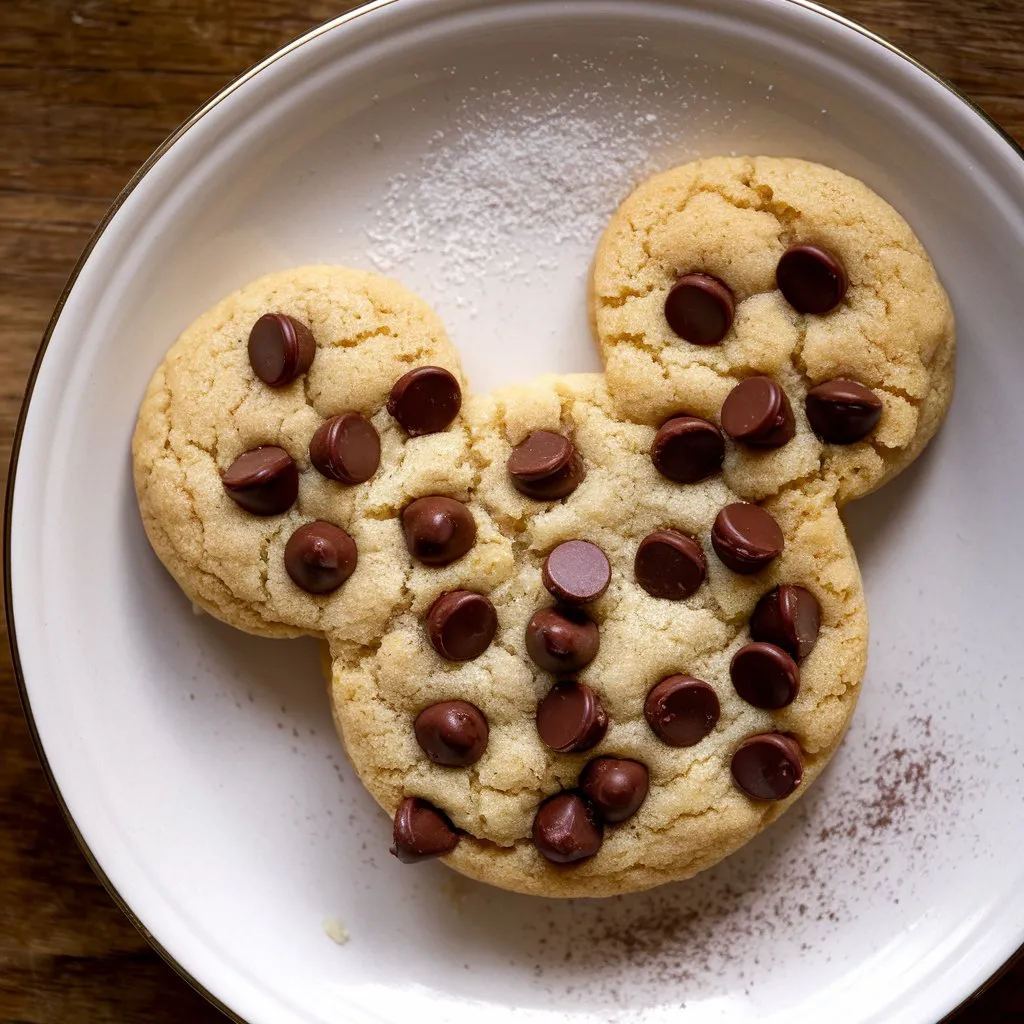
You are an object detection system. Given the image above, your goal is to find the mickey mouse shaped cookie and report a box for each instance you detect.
[133,157,954,897]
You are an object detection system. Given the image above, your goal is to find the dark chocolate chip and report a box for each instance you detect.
[247,313,316,387]
[634,529,707,600]
[507,431,585,500]
[731,733,804,801]
[414,700,489,766]
[222,446,298,516]
[536,680,608,753]
[644,675,720,747]
[284,522,357,594]
[579,757,649,824]
[525,606,600,674]
[309,413,381,484]
[721,377,796,448]
[664,273,736,345]
[731,642,800,709]
[805,379,883,444]
[387,366,462,436]
[532,792,603,864]
[711,503,784,574]
[426,591,497,662]
[776,244,848,315]
[650,415,726,484]
[750,585,821,660]
[390,797,460,863]
[401,497,476,566]
[542,541,611,605]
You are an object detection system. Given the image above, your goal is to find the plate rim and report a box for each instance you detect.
[5,1,1022,1021]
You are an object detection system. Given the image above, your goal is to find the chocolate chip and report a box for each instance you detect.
[390,797,460,863]
[805,379,883,444]
[750,585,821,660]
[650,415,725,484]
[644,675,720,747]
[525,606,600,674]
[634,529,706,600]
[401,497,476,566]
[536,680,608,753]
[222,446,298,516]
[426,591,497,661]
[532,792,603,864]
[579,757,649,823]
[731,642,800,709]
[507,431,584,500]
[542,541,611,605]
[387,366,462,436]
[776,244,848,315]
[720,377,796,448]
[284,522,357,594]
[731,734,804,801]
[247,313,316,387]
[711,503,784,574]
[309,413,381,484]
[664,273,736,345]
[414,700,489,766]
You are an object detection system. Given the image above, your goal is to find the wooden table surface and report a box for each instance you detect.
[2,1,1022,1021]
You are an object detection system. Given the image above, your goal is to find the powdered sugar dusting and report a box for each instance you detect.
[364,51,747,305]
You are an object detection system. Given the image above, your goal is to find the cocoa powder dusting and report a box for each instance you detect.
[476,713,970,1005]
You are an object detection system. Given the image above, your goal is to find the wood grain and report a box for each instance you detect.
[1,1,1021,1021]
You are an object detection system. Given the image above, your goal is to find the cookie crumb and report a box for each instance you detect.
[322,918,350,945]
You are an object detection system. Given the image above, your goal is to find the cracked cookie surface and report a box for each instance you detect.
[590,156,955,503]
[132,265,466,641]
[330,373,867,897]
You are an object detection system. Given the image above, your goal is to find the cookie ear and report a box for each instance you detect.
[590,156,954,505]
[132,265,465,641]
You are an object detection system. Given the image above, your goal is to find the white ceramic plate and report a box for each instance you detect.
[8,1,1024,1022]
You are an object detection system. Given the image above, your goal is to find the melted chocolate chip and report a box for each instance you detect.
[309,413,381,484]
[536,680,608,753]
[579,757,649,823]
[222,446,298,516]
[414,700,489,766]
[720,377,796,448]
[390,797,460,863]
[542,541,611,605]
[247,313,315,387]
[750,585,821,660]
[650,415,725,484]
[532,792,603,864]
[711,503,784,574]
[731,642,801,709]
[634,530,707,600]
[776,244,848,315]
[507,431,584,500]
[401,497,476,566]
[805,379,883,444]
[525,606,600,674]
[387,367,462,436]
[644,675,720,747]
[284,522,357,594]
[426,591,497,662]
[664,273,735,345]
[731,734,804,801]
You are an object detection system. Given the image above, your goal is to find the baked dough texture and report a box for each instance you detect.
[591,156,954,503]
[133,157,955,897]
